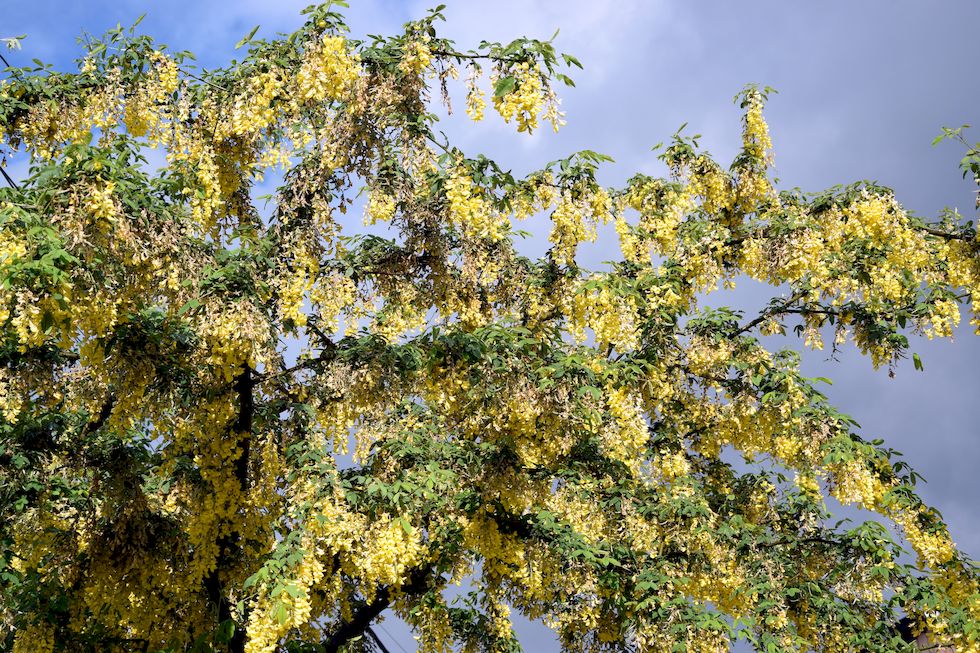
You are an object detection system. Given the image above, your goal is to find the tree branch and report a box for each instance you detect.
[81,398,115,437]
[430,49,523,64]
[917,224,973,241]
[322,566,433,653]
[737,289,808,335]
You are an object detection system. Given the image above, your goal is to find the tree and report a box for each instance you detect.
[0,3,978,652]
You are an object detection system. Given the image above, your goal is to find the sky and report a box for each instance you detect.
[4,1,980,651]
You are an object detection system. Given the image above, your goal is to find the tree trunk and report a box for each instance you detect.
[203,366,252,653]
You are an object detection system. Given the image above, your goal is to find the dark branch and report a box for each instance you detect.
[322,566,433,653]
[81,398,115,437]
[918,224,973,241]
[430,49,523,64]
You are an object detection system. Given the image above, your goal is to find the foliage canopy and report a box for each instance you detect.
[0,4,978,653]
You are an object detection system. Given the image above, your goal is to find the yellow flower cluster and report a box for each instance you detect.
[829,459,889,510]
[408,596,454,653]
[547,486,607,544]
[310,270,356,333]
[495,388,567,467]
[17,95,93,159]
[84,181,117,227]
[82,79,122,132]
[278,244,319,328]
[225,70,283,138]
[0,370,24,421]
[925,298,961,339]
[73,293,120,338]
[124,52,179,139]
[743,93,773,162]
[355,514,423,593]
[932,567,980,653]
[492,62,544,133]
[686,337,733,377]
[894,508,957,567]
[168,398,242,582]
[10,292,72,352]
[244,608,280,653]
[689,157,734,215]
[445,166,504,240]
[604,384,650,470]
[399,36,433,76]
[615,215,647,265]
[245,546,326,653]
[687,544,751,617]
[364,188,397,225]
[653,449,690,482]
[623,180,695,257]
[510,173,558,220]
[644,270,689,315]
[462,514,527,580]
[371,285,427,343]
[734,169,774,213]
[123,92,154,138]
[548,188,610,266]
[72,542,206,649]
[175,138,224,228]
[296,35,360,103]
[0,225,28,267]
[945,239,980,334]
[155,52,179,95]
[200,302,271,382]
[465,66,486,122]
[570,280,640,352]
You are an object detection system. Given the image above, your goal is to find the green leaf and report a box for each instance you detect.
[494,75,516,97]
[273,602,289,625]
[215,620,236,644]
[236,25,261,49]
[243,571,262,589]
[561,53,583,69]
[177,298,200,316]
[913,352,924,371]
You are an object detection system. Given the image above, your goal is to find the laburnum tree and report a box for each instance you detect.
[1,3,979,653]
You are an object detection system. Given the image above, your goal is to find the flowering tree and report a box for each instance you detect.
[1,4,978,653]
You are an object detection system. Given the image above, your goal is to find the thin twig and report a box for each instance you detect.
[430,49,523,64]
[737,289,807,335]
[918,224,973,241]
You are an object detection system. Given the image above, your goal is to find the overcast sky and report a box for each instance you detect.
[4,1,979,651]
